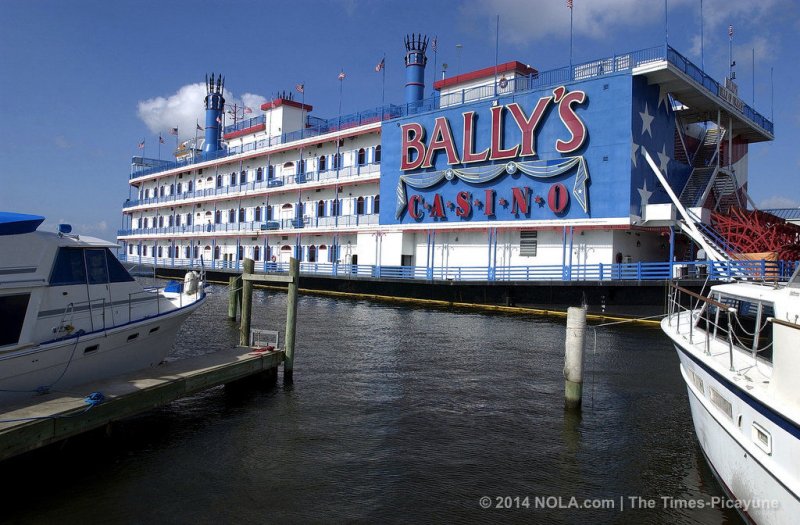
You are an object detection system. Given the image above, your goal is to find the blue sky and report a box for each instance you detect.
[1,0,797,237]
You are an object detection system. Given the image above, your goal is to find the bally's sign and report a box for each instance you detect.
[394,86,590,220]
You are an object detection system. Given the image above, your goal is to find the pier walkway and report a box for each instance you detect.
[0,346,283,462]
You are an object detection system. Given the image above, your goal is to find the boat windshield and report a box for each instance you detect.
[699,293,775,363]
[50,247,135,286]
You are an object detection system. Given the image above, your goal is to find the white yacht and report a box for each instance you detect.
[662,269,800,524]
[0,212,206,406]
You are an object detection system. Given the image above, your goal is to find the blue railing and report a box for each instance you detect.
[118,255,797,283]
[129,44,773,180]
[223,115,266,135]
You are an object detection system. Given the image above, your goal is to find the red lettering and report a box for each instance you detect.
[461,111,489,164]
[508,98,551,157]
[408,194,423,219]
[400,123,426,170]
[548,183,569,213]
[421,117,460,168]
[455,191,472,218]
[489,106,520,160]
[511,186,530,215]
[484,189,495,216]
[430,194,446,218]
[555,91,588,153]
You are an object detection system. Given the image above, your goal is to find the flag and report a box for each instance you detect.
[169,127,178,136]
[338,71,346,81]
[196,123,203,131]
[567,0,573,8]
[375,58,385,72]
[216,115,221,124]
[159,135,165,144]
[137,140,145,149]
[295,83,304,93]
[728,24,733,38]
[244,107,252,114]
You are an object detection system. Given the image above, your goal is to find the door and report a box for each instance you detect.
[84,249,113,331]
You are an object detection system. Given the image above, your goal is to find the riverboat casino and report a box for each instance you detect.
[118,34,796,282]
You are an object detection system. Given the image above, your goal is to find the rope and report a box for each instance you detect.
[0,390,104,424]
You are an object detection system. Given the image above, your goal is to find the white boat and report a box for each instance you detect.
[662,268,800,524]
[0,212,206,406]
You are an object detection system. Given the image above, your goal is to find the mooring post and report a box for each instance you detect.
[564,306,587,411]
[228,276,238,320]
[284,257,299,383]
[239,258,255,346]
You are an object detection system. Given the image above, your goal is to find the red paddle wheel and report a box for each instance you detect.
[711,207,800,261]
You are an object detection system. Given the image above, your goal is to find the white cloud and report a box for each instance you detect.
[54,135,71,149]
[137,84,267,141]
[759,196,799,209]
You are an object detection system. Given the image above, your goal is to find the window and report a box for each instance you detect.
[215,210,221,224]
[238,246,244,260]
[159,186,165,197]
[185,246,190,258]
[0,294,30,346]
[177,182,182,194]
[214,246,220,260]
[375,145,381,164]
[85,249,109,284]
[331,199,339,216]
[168,215,174,227]
[240,170,247,184]
[186,213,192,225]
[308,245,317,262]
[374,195,380,214]
[188,180,193,192]
[254,245,261,261]
[317,200,325,217]
[319,155,326,171]
[356,196,365,215]
[216,175,222,188]
[50,247,86,285]
[268,165,274,179]
[239,207,246,222]
[158,216,164,228]
[710,388,733,420]
[357,148,366,166]
[267,205,273,220]
[144,218,149,228]
[106,250,134,282]
[158,246,163,258]
[333,153,340,169]
[255,207,262,222]
[169,184,175,195]
[128,244,133,254]
[256,167,263,182]
[520,231,538,257]
[228,209,235,223]
[193,246,199,258]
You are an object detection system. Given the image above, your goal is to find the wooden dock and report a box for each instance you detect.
[0,346,283,462]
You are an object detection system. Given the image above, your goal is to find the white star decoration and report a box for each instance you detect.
[657,145,670,175]
[631,142,639,168]
[657,85,671,113]
[639,103,654,138]
[637,180,652,215]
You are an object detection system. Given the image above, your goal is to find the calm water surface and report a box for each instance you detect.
[3,284,741,524]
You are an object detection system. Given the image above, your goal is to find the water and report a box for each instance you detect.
[3,285,741,524]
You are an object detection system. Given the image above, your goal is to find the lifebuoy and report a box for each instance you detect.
[271,255,277,262]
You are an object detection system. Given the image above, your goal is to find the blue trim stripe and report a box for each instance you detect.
[677,345,800,440]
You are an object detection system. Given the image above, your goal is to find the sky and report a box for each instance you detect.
[1,0,798,237]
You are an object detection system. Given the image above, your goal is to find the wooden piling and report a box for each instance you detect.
[240,258,255,346]
[228,276,238,320]
[564,306,587,411]
[284,257,299,382]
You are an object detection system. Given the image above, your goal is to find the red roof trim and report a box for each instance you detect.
[433,61,537,91]
[223,123,266,140]
[260,98,313,112]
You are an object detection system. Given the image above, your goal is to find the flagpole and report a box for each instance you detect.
[381,53,386,108]
[338,70,343,129]
[568,0,573,77]
[158,135,162,160]
[664,0,668,47]
[700,0,704,71]
[195,121,199,161]
[752,47,755,105]
[494,15,499,96]
[301,83,305,139]
[432,37,438,94]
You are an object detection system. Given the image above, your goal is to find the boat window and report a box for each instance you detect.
[106,249,135,283]
[50,247,87,285]
[0,293,30,346]
[714,296,775,362]
[85,249,109,284]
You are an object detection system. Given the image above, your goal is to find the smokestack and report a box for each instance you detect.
[203,73,226,157]
[404,33,428,105]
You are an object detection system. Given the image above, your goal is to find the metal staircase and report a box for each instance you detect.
[678,166,717,208]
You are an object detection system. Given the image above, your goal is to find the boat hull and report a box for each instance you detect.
[676,346,800,525]
[0,297,205,406]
